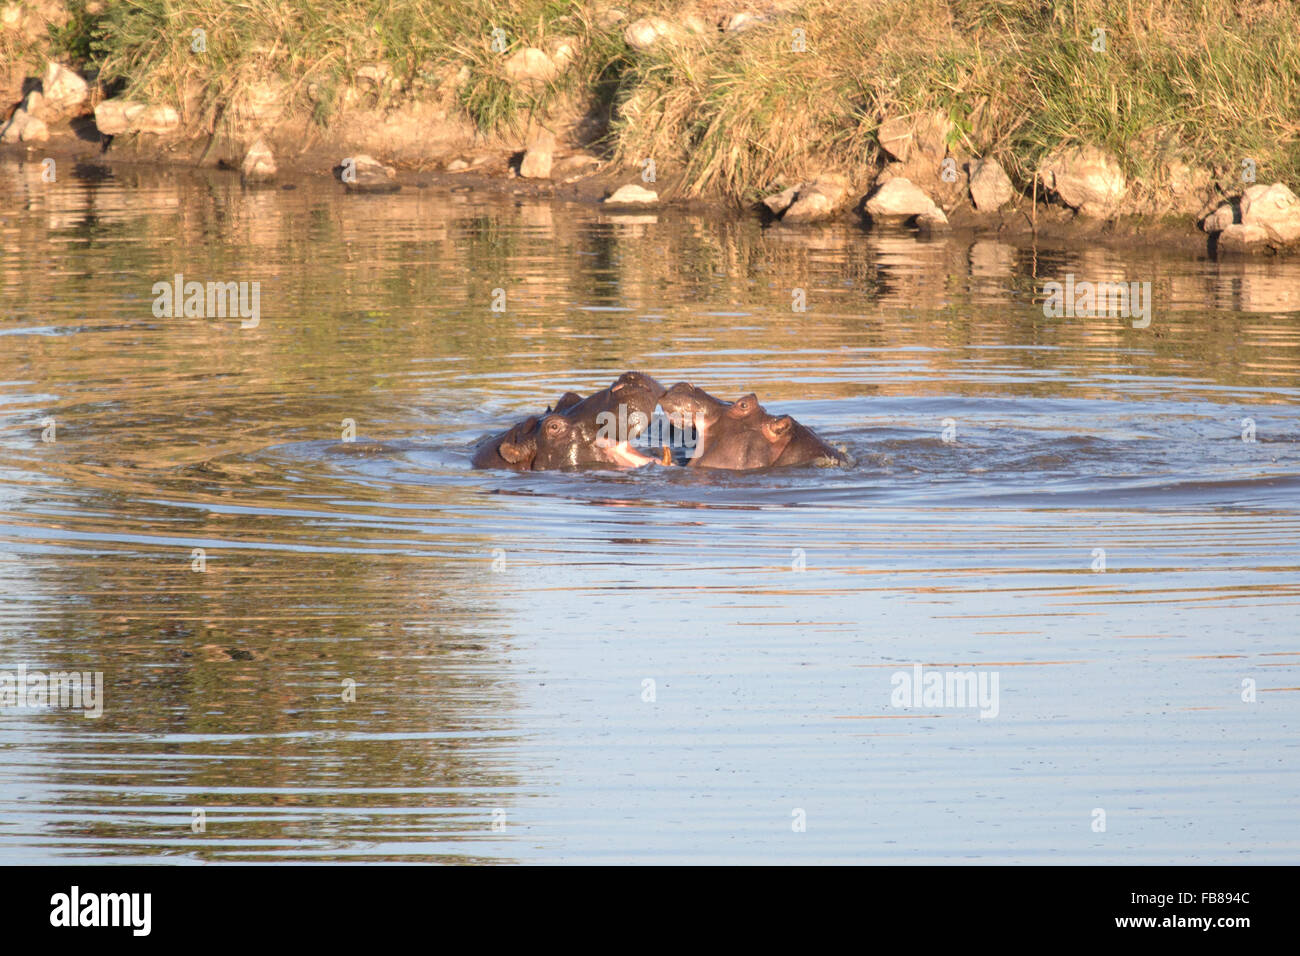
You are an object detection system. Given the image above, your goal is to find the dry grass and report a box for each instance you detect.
[11,1,1300,201]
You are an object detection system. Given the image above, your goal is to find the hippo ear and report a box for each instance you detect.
[499,441,532,464]
[555,391,583,412]
[762,416,794,442]
[727,393,759,418]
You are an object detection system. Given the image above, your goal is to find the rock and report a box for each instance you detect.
[23,114,48,141]
[552,153,601,178]
[878,111,953,164]
[445,158,469,172]
[1217,223,1271,251]
[968,157,1014,211]
[548,36,579,69]
[240,137,276,184]
[356,63,389,88]
[0,108,47,143]
[681,14,709,34]
[782,190,833,223]
[864,178,940,219]
[781,175,850,223]
[917,207,950,233]
[1038,145,1126,217]
[503,47,557,89]
[337,154,400,193]
[132,104,180,134]
[92,98,178,136]
[725,12,760,32]
[877,117,915,162]
[21,89,43,118]
[624,17,677,51]
[598,9,627,30]
[605,183,658,205]
[762,185,800,215]
[1239,182,1300,244]
[519,129,556,179]
[1201,203,1236,233]
[93,98,144,135]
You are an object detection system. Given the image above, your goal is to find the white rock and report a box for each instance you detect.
[762,185,799,215]
[548,36,579,69]
[42,62,88,115]
[445,159,469,172]
[782,175,849,223]
[1239,182,1300,244]
[240,137,276,183]
[917,207,950,232]
[94,98,145,135]
[1201,203,1236,233]
[93,98,177,135]
[624,17,677,51]
[725,13,760,32]
[1217,223,1271,250]
[132,104,179,134]
[598,9,627,30]
[338,153,399,192]
[605,183,658,204]
[1039,145,1126,216]
[2,109,36,142]
[519,130,556,179]
[355,63,389,88]
[19,113,48,142]
[878,111,952,164]
[864,178,939,218]
[503,47,557,89]
[968,157,1014,211]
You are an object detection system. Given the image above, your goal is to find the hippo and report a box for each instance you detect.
[530,371,667,470]
[659,383,849,470]
[470,391,583,470]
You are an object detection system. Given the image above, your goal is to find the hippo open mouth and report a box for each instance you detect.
[472,372,845,472]
[526,371,667,470]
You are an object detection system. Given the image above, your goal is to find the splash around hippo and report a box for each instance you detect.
[470,372,849,472]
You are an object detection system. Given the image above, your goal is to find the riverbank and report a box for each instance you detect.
[4,0,1300,254]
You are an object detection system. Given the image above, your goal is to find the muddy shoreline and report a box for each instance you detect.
[5,127,1233,261]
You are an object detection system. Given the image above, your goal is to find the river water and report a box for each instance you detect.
[1,160,1297,863]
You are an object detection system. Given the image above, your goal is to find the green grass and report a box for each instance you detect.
[10,0,1300,202]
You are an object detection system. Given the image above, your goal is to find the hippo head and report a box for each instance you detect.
[531,414,584,470]
[546,371,664,451]
[598,371,666,439]
[658,382,733,454]
[531,411,657,470]
[690,393,797,470]
[496,415,542,467]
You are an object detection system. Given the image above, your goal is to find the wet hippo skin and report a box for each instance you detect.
[531,372,666,470]
[659,383,848,469]
[470,390,584,470]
